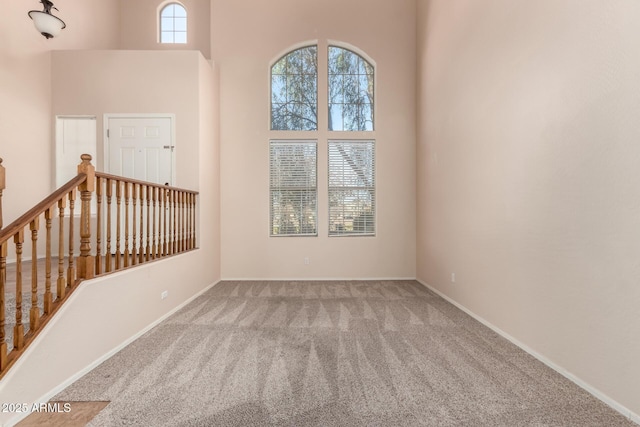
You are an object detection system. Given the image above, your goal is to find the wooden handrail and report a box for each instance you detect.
[0,174,86,244]
[95,172,198,195]
[0,155,199,379]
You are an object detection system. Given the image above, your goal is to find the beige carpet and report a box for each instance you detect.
[53,280,636,426]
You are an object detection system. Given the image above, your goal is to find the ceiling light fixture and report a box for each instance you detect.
[28,0,66,39]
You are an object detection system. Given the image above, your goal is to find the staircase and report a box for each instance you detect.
[0,155,198,379]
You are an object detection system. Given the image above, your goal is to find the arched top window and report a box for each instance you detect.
[271,46,318,131]
[160,3,187,44]
[328,46,374,131]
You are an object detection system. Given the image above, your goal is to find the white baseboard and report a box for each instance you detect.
[416,279,640,426]
[220,277,417,282]
[4,279,220,427]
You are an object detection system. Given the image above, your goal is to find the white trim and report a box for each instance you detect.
[326,39,377,68]
[416,279,640,426]
[221,277,417,282]
[269,40,319,68]
[103,113,177,186]
[4,276,220,427]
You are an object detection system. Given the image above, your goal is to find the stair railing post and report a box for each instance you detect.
[76,154,95,280]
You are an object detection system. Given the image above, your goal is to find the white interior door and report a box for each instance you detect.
[56,116,97,188]
[107,117,174,185]
[105,116,174,256]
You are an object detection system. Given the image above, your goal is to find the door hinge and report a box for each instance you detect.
[106,129,110,138]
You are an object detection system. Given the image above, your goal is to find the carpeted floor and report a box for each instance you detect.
[53,280,636,426]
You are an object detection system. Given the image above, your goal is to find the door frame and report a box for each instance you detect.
[103,113,177,185]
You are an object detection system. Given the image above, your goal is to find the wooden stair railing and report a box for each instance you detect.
[0,155,198,379]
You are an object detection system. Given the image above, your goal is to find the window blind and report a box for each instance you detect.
[270,141,317,236]
[328,140,375,236]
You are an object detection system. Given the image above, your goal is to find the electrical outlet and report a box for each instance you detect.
[451,273,455,283]
[161,291,168,300]
[304,257,310,265]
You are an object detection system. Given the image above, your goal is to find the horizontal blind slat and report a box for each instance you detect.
[270,140,318,236]
[328,140,375,236]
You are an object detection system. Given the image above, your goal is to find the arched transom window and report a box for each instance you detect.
[328,46,374,131]
[160,3,187,44]
[271,46,318,131]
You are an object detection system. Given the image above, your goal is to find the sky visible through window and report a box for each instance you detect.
[271,46,318,131]
[328,47,374,131]
[160,3,187,44]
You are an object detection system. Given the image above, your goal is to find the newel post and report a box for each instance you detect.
[0,157,5,230]
[77,154,95,280]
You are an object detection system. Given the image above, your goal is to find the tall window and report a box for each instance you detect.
[271,46,318,131]
[328,46,374,131]
[270,141,318,236]
[269,43,375,237]
[328,141,375,236]
[160,3,187,44]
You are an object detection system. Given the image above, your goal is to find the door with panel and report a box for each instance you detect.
[106,116,174,261]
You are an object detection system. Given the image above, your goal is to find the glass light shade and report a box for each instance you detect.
[28,11,66,39]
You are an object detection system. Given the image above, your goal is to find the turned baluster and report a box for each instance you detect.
[145,185,151,262]
[0,241,7,370]
[192,193,197,248]
[185,193,190,250]
[176,192,181,252]
[124,182,136,267]
[105,179,112,273]
[186,193,190,250]
[29,218,40,331]
[139,185,145,264]
[116,181,129,270]
[95,176,102,275]
[183,193,187,250]
[76,155,95,280]
[131,184,138,265]
[57,198,66,299]
[178,191,183,252]
[14,230,24,350]
[172,190,177,255]
[190,193,195,249]
[152,186,157,259]
[162,187,168,256]
[182,193,189,251]
[44,207,53,314]
[67,188,76,287]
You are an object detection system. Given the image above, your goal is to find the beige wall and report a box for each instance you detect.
[51,50,202,190]
[0,5,221,420]
[119,0,211,59]
[0,0,120,225]
[198,54,221,283]
[0,251,218,427]
[0,50,221,427]
[417,0,640,418]
[213,0,417,279]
